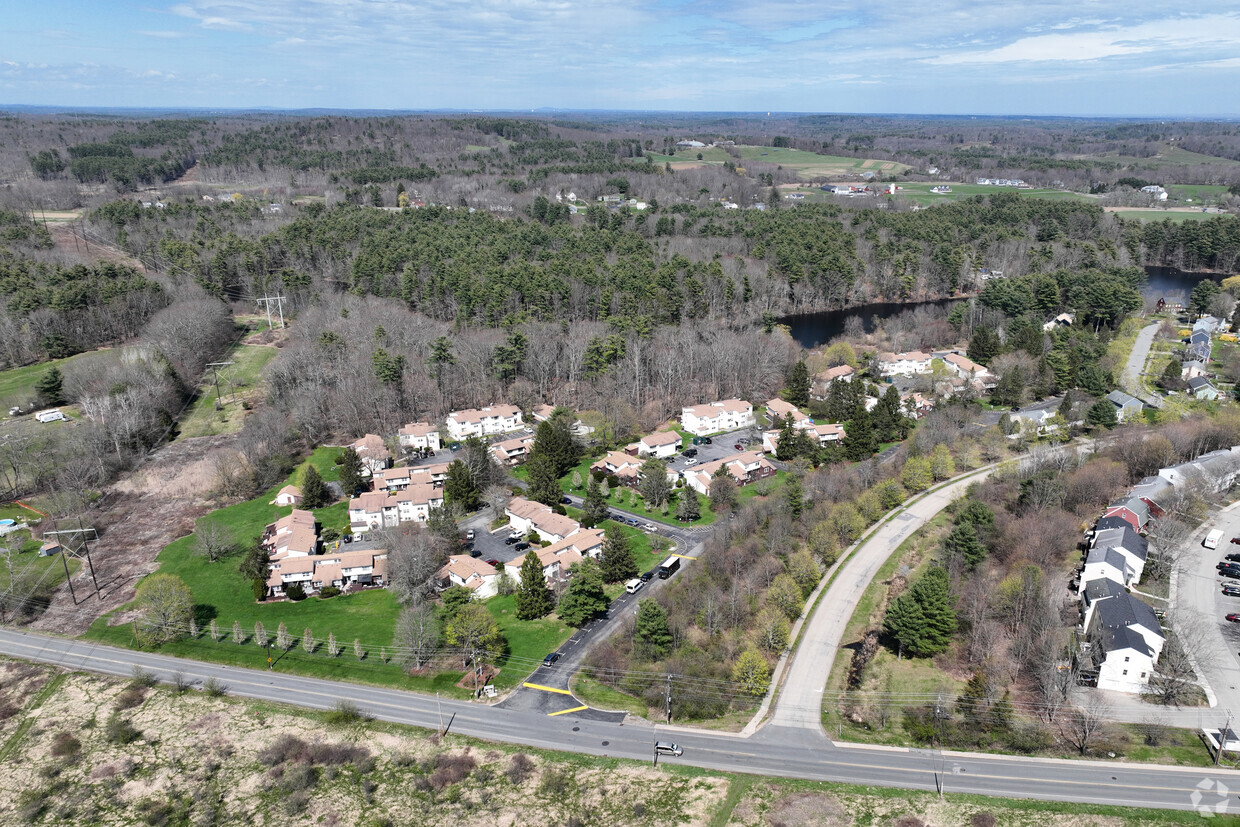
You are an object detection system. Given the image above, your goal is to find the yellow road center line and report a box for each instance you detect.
[522,682,572,695]
[547,705,588,716]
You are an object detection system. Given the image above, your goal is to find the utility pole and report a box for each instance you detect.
[436,692,444,737]
[204,361,235,407]
[43,522,101,601]
[1217,709,1233,766]
[665,674,672,725]
[255,295,287,330]
[266,640,273,670]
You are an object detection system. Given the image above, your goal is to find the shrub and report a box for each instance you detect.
[113,685,147,711]
[429,753,476,790]
[104,715,141,745]
[285,583,306,601]
[508,752,535,784]
[50,732,81,759]
[325,700,371,725]
[130,666,158,687]
[202,677,228,697]
[538,768,572,797]
[319,586,341,599]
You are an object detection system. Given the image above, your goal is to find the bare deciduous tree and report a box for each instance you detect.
[193,522,237,563]
[1058,697,1112,755]
[378,525,448,605]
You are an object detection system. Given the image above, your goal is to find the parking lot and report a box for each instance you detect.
[664,426,762,478]
[1177,505,1240,711]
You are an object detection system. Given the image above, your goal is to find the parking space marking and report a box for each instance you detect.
[523,682,572,695]
[547,705,588,716]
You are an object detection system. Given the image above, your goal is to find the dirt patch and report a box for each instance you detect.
[768,791,849,826]
[47,223,147,273]
[29,434,238,635]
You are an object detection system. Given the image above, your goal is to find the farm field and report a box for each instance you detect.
[894,182,1094,205]
[1081,143,1240,169]
[0,351,100,417]
[645,145,910,178]
[1111,210,1222,223]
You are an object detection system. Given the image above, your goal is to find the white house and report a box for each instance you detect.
[685,451,777,496]
[505,497,581,544]
[939,352,991,380]
[1140,185,1168,201]
[273,485,302,506]
[266,547,388,598]
[1105,391,1144,423]
[1082,545,1133,586]
[349,434,391,475]
[490,434,537,466]
[763,422,845,453]
[628,430,681,459]
[680,399,755,436]
[1085,590,1165,693]
[504,529,605,584]
[1181,359,1209,379]
[765,398,809,425]
[445,405,524,441]
[398,422,441,452]
[372,466,413,491]
[347,483,444,535]
[436,555,500,599]
[264,509,318,559]
[875,351,933,377]
[1159,447,1240,493]
[1041,313,1075,332]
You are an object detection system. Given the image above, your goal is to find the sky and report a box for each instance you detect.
[3,1,1240,117]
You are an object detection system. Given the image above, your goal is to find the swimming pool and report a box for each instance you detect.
[0,519,14,527]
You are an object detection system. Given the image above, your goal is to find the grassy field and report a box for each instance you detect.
[645,145,910,178]
[1167,184,1231,203]
[0,351,99,417]
[178,342,279,439]
[486,593,574,687]
[1111,210,1222,223]
[894,182,1094,205]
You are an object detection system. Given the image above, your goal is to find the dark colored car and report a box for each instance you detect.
[1231,537,1240,545]
[1223,569,1240,580]
[561,496,572,504]
[485,559,500,568]
[682,448,698,458]
[469,548,482,558]
[1223,584,1240,597]
[1220,561,1240,571]
[504,536,520,545]
[542,653,561,667]
[1226,552,1240,562]
[702,437,712,444]
[514,541,531,551]
[640,569,657,582]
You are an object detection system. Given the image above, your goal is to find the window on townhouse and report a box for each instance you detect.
[1122,669,1128,675]
[1124,656,1129,662]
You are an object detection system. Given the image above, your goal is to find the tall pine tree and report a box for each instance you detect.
[581,475,609,528]
[600,525,638,583]
[300,464,329,509]
[883,567,956,657]
[514,552,554,620]
[783,360,811,407]
[338,448,365,496]
[843,403,877,461]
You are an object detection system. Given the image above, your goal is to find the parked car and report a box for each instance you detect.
[465,529,475,542]
[702,437,712,444]
[504,536,520,545]
[469,548,482,558]
[485,559,500,568]
[1226,552,1240,562]
[514,541,531,551]
[627,518,640,526]
[1223,569,1240,580]
[1219,561,1240,571]
[734,443,745,451]
[1223,584,1240,597]
[1227,614,1240,623]
[561,496,572,504]
[542,652,561,667]
[682,448,698,458]
[642,523,656,531]
[640,569,657,582]
[1231,537,1240,545]
[685,458,697,465]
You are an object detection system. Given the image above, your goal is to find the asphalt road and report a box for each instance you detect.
[1122,320,1165,409]
[0,627,1236,813]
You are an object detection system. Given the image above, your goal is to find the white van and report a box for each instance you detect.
[624,578,644,594]
[1205,529,1224,549]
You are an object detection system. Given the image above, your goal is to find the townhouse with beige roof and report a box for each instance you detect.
[349,433,391,475]
[812,365,855,399]
[876,351,932,377]
[348,482,445,535]
[685,451,777,495]
[763,422,846,453]
[626,430,681,459]
[505,496,581,543]
[397,422,441,452]
[490,434,537,466]
[267,547,388,598]
[436,555,500,599]
[446,404,523,441]
[262,509,318,558]
[938,352,991,380]
[680,398,755,436]
[591,450,645,484]
[503,529,605,585]
[765,398,809,425]
[272,485,302,506]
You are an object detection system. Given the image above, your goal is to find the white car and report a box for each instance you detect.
[643,523,656,532]
[685,458,697,466]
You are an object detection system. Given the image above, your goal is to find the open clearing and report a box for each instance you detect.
[178,342,279,439]
[645,146,910,178]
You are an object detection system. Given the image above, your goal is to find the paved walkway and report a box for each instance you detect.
[770,472,994,730]
[1122,320,1165,409]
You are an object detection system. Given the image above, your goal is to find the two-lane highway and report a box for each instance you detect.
[0,627,1236,814]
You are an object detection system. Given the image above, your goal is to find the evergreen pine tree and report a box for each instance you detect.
[35,366,65,407]
[784,474,805,520]
[633,599,673,660]
[883,567,956,657]
[514,551,554,620]
[675,490,700,522]
[942,521,986,568]
[843,403,877,461]
[581,475,609,528]
[600,525,638,583]
[784,360,811,407]
[556,558,607,626]
[775,415,800,461]
[1086,398,1118,429]
[966,327,1001,366]
[338,448,365,496]
[300,464,329,509]
[525,453,562,506]
[443,459,480,510]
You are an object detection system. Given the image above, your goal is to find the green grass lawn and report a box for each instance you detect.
[895,182,1094,205]
[1112,210,1221,223]
[178,343,279,439]
[485,593,574,689]
[0,351,100,416]
[1168,184,1230,204]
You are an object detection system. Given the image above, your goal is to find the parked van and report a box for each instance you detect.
[1206,529,1224,549]
[34,409,66,423]
[625,578,643,594]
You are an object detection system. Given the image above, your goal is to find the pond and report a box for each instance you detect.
[1143,265,1221,299]
[779,298,961,350]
